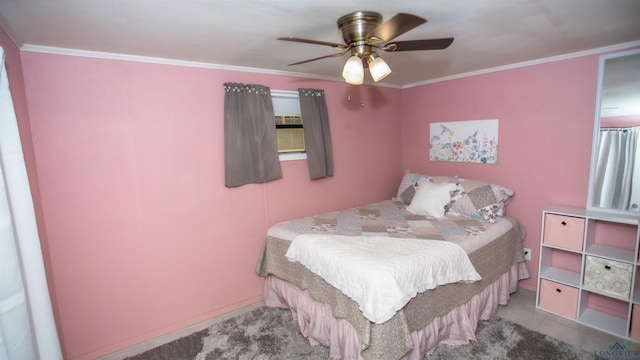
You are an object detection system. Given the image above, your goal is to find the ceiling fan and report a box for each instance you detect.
[278,11,454,84]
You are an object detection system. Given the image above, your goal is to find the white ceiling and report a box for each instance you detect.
[0,0,639,87]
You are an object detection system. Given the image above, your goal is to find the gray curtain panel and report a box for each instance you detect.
[298,88,334,179]
[223,83,282,187]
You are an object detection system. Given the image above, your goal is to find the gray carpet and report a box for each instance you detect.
[125,306,593,360]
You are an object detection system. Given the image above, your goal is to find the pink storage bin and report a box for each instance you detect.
[539,279,579,319]
[543,214,584,251]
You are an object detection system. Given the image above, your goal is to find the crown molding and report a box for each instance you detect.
[20,41,640,90]
[21,44,342,79]
[402,40,640,89]
[19,44,403,88]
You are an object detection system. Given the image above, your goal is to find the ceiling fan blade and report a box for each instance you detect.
[384,38,454,52]
[278,37,348,49]
[287,50,350,66]
[365,13,426,43]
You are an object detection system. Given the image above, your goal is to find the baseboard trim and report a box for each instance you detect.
[94,296,263,360]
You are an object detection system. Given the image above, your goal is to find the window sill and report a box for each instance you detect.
[279,152,307,161]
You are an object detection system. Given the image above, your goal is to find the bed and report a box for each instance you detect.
[255,173,529,360]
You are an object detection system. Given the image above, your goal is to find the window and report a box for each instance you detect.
[275,115,304,152]
[271,90,307,161]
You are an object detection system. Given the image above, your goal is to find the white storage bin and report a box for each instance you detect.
[583,255,633,300]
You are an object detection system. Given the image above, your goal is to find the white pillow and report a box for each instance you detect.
[407,179,457,218]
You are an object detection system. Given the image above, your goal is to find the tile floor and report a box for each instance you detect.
[102,288,639,359]
[497,288,640,355]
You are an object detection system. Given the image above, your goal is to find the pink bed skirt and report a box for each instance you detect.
[263,262,530,360]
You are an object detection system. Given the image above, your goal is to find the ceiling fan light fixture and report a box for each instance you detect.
[342,55,364,85]
[280,12,454,85]
[368,54,392,82]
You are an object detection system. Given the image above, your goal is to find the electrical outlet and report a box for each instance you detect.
[523,248,531,261]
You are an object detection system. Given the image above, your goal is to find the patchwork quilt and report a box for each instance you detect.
[267,199,513,255]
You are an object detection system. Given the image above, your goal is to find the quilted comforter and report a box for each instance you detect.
[285,234,481,324]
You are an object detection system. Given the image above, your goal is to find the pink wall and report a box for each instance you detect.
[400,55,602,291]
[14,37,638,359]
[19,52,402,359]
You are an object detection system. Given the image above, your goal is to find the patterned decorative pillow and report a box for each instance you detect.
[475,203,503,223]
[449,179,514,222]
[395,172,459,205]
[395,171,431,204]
[446,182,465,212]
[399,183,417,205]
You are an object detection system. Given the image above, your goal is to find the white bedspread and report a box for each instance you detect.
[285,234,482,324]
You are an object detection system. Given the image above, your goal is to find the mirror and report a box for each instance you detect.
[588,48,640,215]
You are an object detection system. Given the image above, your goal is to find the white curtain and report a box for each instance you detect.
[593,127,640,211]
[0,48,62,359]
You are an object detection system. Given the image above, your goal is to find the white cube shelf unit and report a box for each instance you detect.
[536,206,640,339]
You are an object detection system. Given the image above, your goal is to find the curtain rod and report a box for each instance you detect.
[600,126,640,131]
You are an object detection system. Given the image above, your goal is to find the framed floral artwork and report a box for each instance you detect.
[429,119,499,163]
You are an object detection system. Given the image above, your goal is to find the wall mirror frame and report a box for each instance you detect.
[587,47,640,217]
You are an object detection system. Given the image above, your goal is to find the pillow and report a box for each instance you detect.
[407,179,458,218]
[399,183,417,205]
[395,171,430,204]
[395,172,456,205]
[449,179,514,222]
[446,181,465,212]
